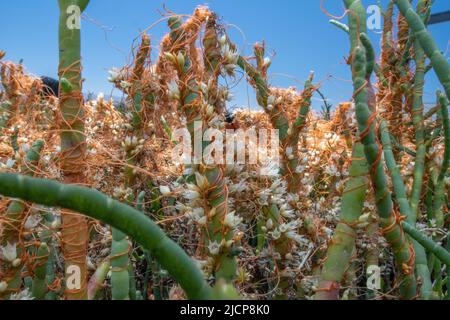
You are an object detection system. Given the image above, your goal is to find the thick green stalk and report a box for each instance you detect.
[394,0,450,101]
[410,0,431,219]
[380,120,433,299]
[315,143,368,300]
[432,92,449,227]
[1,139,44,298]
[344,0,417,299]
[0,173,215,300]
[2,140,44,245]
[31,243,50,300]
[111,228,130,300]
[58,0,90,300]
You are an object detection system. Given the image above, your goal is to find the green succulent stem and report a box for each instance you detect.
[31,243,50,300]
[394,0,450,101]
[0,173,216,300]
[111,228,130,300]
[58,0,90,300]
[432,92,449,228]
[402,222,450,266]
[315,143,369,300]
[379,120,433,299]
[344,0,417,299]
[0,139,44,298]
[410,0,431,220]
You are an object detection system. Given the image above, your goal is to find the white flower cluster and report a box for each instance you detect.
[219,36,239,76]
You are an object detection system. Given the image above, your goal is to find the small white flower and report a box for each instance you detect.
[24,215,41,230]
[1,242,17,263]
[295,165,305,174]
[285,147,293,157]
[221,44,239,65]
[197,216,207,226]
[107,68,121,82]
[0,281,7,293]
[208,241,220,256]
[120,80,131,89]
[159,186,171,196]
[219,35,227,46]
[266,218,274,230]
[9,288,34,300]
[270,228,281,240]
[184,190,201,201]
[224,211,242,229]
[168,80,180,100]
[280,205,295,219]
[6,159,15,168]
[279,224,289,233]
[195,172,209,190]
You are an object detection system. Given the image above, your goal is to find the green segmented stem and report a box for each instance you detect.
[380,120,433,299]
[410,0,432,219]
[130,34,150,132]
[237,43,317,298]
[168,14,237,282]
[432,92,449,228]
[38,213,58,300]
[0,139,44,298]
[31,243,50,300]
[111,35,150,300]
[263,204,290,300]
[394,0,450,101]
[315,143,369,300]
[344,0,417,299]
[58,0,89,174]
[0,173,215,300]
[87,260,110,300]
[128,263,138,300]
[286,72,315,193]
[2,139,44,245]
[58,0,90,300]
[237,44,315,193]
[44,247,58,300]
[203,14,221,78]
[237,52,290,142]
[402,222,450,266]
[111,227,130,300]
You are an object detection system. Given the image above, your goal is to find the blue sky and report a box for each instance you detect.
[0,0,448,111]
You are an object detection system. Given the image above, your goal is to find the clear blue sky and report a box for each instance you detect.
[0,0,448,110]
